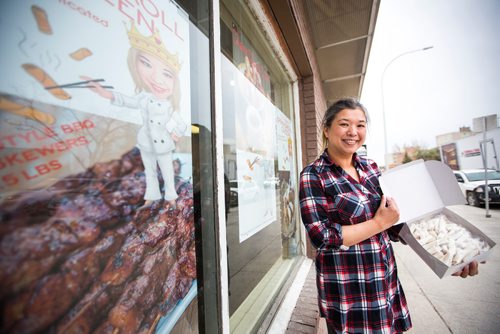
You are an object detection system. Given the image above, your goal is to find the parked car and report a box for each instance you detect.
[453,169,500,207]
[263,176,280,188]
[229,179,260,206]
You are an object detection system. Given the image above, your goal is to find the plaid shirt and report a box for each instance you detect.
[299,151,412,333]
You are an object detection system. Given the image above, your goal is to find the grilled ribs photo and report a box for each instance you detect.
[0,147,196,334]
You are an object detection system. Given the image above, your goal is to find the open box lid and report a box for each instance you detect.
[379,159,467,224]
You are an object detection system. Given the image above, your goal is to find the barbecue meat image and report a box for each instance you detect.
[53,283,122,334]
[7,247,101,333]
[0,148,196,334]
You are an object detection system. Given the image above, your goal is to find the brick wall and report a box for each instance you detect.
[291,0,328,258]
[290,0,327,168]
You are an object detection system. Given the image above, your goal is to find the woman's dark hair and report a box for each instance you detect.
[321,98,369,149]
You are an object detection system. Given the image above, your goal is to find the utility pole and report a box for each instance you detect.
[381,46,433,169]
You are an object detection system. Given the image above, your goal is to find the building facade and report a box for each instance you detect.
[0,1,378,333]
[439,127,500,171]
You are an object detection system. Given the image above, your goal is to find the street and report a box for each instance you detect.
[394,204,500,333]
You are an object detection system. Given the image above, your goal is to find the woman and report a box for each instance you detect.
[84,24,186,209]
[299,98,479,333]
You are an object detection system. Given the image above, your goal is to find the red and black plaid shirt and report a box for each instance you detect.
[299,151,412,333]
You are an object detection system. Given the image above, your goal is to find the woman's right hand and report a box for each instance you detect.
[340,195,401,246]
[373,195,400,230]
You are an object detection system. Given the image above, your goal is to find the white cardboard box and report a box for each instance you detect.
[379,159,496,278]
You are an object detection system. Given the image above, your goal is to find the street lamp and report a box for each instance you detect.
[381,46,433,169]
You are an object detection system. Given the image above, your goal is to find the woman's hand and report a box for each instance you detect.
[341,196,401,247]
[373,196,400,230]
[452,261,483,278]
[341,196,400,246]
[171,133,180,142]
[80,76,113,100]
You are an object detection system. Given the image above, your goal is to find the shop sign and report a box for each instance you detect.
[462,148,481,157]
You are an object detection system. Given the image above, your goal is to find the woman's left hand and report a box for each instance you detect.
[452,261,480,278]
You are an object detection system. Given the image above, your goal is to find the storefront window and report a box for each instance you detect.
[0,1,215,333]
[220,0,301,332]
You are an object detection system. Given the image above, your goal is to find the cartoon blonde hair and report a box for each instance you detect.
[127,47,181,112]
[125,23,181,111]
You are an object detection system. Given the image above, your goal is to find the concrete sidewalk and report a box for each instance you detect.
[284,204,499,333]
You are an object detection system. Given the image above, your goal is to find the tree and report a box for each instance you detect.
[416,147,441,161]
[402,151,412,163]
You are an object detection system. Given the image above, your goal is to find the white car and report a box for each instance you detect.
[453,169,500,207]
[263,176,280,188]
[229,179,261,206]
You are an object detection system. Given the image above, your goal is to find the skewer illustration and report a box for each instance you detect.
[45,78,113,90]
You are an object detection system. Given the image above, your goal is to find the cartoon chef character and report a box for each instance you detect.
[83,23,186,209]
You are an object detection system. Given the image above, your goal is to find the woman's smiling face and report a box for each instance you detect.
[323,107,367,158]
[136,51,175,99]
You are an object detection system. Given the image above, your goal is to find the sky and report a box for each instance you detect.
[360,0,500,166]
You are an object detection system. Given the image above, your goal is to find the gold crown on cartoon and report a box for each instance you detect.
[127,22,181,73]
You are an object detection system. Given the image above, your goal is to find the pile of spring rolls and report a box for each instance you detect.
[410,214,490,266]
